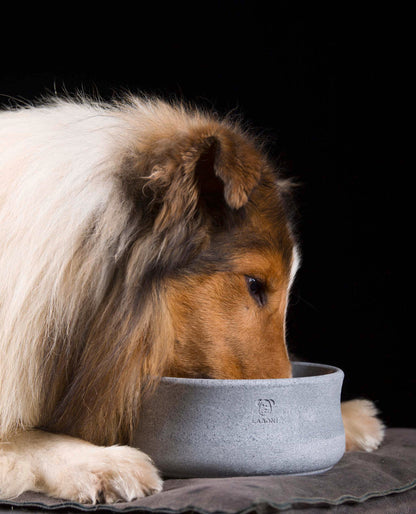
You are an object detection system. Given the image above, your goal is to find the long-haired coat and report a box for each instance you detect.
[0,96,384,503]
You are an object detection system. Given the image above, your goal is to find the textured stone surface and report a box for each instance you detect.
[133,362,345,478]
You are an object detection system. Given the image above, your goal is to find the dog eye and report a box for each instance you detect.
[245,276,267,307]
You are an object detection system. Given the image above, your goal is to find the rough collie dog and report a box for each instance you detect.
[0,96,384,503]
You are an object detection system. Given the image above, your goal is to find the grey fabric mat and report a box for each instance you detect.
[1,428,415,513]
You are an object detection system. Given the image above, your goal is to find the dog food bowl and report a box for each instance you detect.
[133,362,345,478]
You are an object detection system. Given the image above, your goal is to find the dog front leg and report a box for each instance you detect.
[341,399,385,452]
[0,429,162,503]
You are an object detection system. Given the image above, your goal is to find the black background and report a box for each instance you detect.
[1,2,412,428]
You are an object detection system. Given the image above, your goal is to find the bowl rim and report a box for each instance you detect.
[160,361,344,387]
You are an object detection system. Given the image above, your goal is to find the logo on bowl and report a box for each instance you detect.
[252,399,278,423]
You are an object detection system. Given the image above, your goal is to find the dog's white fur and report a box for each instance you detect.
[0,100,121,435]
[0,98,166,501]
[342,399,385,452]
[0,430,162,502]
[0,97,384,503]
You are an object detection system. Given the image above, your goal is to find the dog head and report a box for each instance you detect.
[163,153,298,380]
[119,100,300,380]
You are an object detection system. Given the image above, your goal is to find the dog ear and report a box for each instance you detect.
[190,132,263,210]
[140,127,264,235]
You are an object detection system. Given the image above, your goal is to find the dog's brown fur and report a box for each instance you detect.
[35,101,296,447]
[0,96,384,503]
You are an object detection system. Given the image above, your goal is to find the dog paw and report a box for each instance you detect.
[41,443,163,504]
[0,452,37,499]
[341,399,385,452]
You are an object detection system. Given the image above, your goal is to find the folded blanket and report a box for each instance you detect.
[1,428,415,513]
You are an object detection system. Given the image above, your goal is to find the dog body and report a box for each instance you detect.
[0,96,384,502]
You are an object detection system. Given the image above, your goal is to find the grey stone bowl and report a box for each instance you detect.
[133,362,345,478]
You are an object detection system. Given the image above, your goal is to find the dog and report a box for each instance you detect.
[0,95,385,503]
